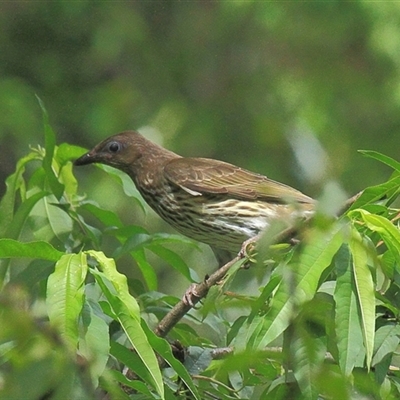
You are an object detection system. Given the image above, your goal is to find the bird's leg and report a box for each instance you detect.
[182,281,205,307]
[239,234,261,265]
[182,248,233,306]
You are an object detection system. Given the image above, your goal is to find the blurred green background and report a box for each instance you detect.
[1,2,400,288]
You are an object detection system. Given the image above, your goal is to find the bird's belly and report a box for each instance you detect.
[148,191,290,252]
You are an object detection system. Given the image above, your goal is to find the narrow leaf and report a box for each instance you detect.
[292,327,325,399]
[87,251,164,399]
[81,202,124,228]
[4,191,48,240]
[351,209,400,262]
[46,252,88,350]
[147,243,193,281]
[98,165,146,213]
[347,175,400,211]
[110,341,158,391]
[141,322,201,400]
[0,239,63,260]
[36,95,64,199]
[0,152,39,236]
[349,227,375,370]
[334,245,364,376]
[132,248,158,291]
[30,194,73,242]
[80,299,110,384]
[254,225,343,349]
[359,150,400,173]
[373,325,400,367]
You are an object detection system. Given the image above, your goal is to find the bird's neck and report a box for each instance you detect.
[129,145,179,193]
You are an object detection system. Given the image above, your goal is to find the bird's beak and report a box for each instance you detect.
[74,151,96,166]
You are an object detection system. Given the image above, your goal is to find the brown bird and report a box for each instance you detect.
[74,131,315,259]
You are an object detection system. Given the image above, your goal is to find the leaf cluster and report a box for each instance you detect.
[1,106,400,399]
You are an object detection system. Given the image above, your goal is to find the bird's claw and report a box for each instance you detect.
[239,235,259,262]
[182,283,201,307]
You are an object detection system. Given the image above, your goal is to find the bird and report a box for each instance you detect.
[74,131,315,260]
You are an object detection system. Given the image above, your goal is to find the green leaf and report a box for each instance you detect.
[4,191,48,240]
[98,370,131,400]
[80,299,110,385]
[29,194,73,242]
[87,250,164,399]
[147,243,193,282]
[292,326,325,399]
[253,225,343,349]
[334,245,364,376]
[98,164,146,213]
[350,209,400,262]
[56,143,88,167]
[141,322,201,400]
[106,224,149,239]
[372,325,400,367]
[110,341,159,394]
[347,175,400,211]
[0,152,39,237]
[80,202,124,228]
[36,95,64,200]
[349,227,375,370]
[58,161,78,197]
[359,150,400,173]
[132,247,158,291]
[0,239,63,261]
[46,252,88,350]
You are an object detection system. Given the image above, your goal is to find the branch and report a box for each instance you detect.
[154,191,362,338]
[154,222,303,338]
[154,253,244,337]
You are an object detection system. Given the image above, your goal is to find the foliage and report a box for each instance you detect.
[1,109,400,399]
[3,1,400,198]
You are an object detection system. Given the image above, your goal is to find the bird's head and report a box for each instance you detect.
[74,131,150,172]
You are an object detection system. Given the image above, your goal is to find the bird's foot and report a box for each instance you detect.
[182,274,211,306]
[182,284,200,307]
[239,234,260,265]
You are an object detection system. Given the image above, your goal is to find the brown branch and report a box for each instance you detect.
[154,253,244,337]
[154,223,303,338]
[154,191,362,338]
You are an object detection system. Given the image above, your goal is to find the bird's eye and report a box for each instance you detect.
[108,141,121,153]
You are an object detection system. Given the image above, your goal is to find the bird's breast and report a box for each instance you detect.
[137,180,311,252]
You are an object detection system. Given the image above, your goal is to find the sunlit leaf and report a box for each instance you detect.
[347,175,400,211]
[87,250,164,399]
[0,239,63,261]
[350,209,400,262]
[56,143,88,167]
[29,193,73,242]
[0,152,39,237]
[46,252,88,350]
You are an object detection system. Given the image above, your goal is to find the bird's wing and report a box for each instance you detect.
[163,157,313,204]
